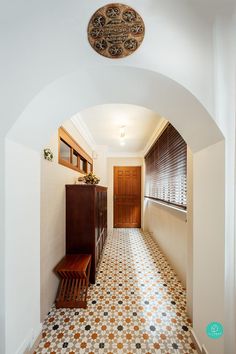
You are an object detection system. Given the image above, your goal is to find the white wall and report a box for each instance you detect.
[107,157,143,230]
[186,147,193,319]
[193,140,225,354]
[0,139,5,354]
[144,201,187,286]
[213,11,236,353]
[5,140,41,354]
[93,145,108,187]
[40,120,93,321]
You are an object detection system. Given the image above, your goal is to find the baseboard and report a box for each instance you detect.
[16,324,42,354]
[190,328,202,354]
[25,330,42,354]
[202,345,209,354]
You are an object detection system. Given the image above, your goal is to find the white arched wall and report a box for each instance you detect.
[8,66,221,152]
[4,66,225,354]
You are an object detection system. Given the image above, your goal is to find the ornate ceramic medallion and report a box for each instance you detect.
[87,3,145,59]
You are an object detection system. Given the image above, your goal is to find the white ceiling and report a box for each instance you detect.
[72,104,163,155]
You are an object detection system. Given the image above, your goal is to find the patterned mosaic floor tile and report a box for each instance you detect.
[35,229,196,353]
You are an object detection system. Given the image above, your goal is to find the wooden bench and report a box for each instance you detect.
[54,254,91,309]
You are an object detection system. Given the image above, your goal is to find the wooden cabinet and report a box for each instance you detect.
[66,184,107,283]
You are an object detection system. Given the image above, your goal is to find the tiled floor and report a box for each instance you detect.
[35,229,196,353]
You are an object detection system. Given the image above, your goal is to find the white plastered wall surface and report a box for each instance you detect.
[212,9,236,354]
[0,1,235,353]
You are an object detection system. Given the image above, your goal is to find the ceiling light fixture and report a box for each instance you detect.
[120,125,126,146]
[120,125,126,138]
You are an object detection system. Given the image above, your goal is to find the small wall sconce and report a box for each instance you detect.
[44,148,53,162]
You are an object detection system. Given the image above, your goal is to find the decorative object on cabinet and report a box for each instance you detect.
[66,184,107,284]
[54,254,91,309]
[77,176,85,184]
[44,148,53,161]
[84,172,100,185]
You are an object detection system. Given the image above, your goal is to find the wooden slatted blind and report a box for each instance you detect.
[145,123,187,209]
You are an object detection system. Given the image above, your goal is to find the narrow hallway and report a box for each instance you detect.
[35,229,196,353]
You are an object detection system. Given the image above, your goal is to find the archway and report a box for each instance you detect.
[4,66,225,354]
[8,66,222,151]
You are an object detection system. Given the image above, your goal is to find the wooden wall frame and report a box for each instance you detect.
[58,126,93,174]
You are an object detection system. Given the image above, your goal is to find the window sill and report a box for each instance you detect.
[144,197,187,215]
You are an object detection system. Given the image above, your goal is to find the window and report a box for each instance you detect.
[60,140,71,162]
[72,150,78,167]
[145,123,187,209]
[58,126,93,174]
[87,162,92,174]
[79,158,87,173]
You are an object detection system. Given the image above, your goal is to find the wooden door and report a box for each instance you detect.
[114,166,141,228]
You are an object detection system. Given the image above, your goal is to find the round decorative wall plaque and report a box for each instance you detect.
[87,3,145,59]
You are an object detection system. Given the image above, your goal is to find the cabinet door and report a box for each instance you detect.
[95,191,99,242]
[97,190,107,238]
[95,240,99,265]
[95,236,102,265]
[96,190,101,241]
[102,190,107,241]
[66,185,95,254]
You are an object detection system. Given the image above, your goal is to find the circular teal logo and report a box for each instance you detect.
[206,322,224,339]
